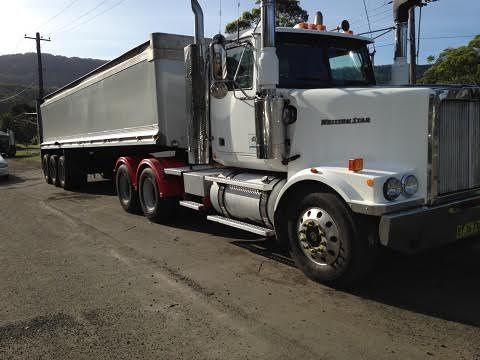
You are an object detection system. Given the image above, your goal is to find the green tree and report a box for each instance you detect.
[225,0,308,34]
[0,112,14,132]
[420,35,480,85]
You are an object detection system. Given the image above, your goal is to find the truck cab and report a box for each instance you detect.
[211,28,375,172]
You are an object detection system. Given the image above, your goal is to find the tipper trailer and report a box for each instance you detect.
[40,0,480,286]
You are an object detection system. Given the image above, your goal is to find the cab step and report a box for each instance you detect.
[206,215,275,237]
[179,200,205,211]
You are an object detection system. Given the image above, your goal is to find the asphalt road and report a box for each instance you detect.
[1,159,479,360]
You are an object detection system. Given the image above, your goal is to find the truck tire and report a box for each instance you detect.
[116,164,140,213]
[58,156,66,189]
[42,154,52,184]
[138,167,176,223]
[49,155,60,187]
[286,191,375,288]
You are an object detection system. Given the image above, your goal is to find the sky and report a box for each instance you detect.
[0,0,479,66]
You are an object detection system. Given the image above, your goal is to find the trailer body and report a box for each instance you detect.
[41,33,192,150]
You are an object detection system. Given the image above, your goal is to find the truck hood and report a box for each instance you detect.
[284,86,434,196]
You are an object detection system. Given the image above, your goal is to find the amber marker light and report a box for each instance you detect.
[348,158,364,172]
[366,179,375,187]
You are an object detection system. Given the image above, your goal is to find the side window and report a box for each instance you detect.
[226,46,254,90]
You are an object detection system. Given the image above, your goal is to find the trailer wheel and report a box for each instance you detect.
[139,167,176,223]
[42,154,52,184]
[116,164,140,213]
[49,155,60,187]
[287,191,374,288]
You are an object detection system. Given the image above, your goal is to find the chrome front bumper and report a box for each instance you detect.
[379,195,480,253]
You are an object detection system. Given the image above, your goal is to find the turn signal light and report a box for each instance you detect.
[348,158,364,172]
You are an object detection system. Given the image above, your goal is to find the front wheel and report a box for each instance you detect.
[287,192,375,288]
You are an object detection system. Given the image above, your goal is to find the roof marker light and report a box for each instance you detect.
[348,158,364,172]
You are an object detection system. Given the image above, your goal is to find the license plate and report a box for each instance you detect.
[456,220,480,240]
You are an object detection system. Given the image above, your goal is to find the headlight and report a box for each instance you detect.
[402,175,418,197]
[383,177,402,201]
[0,163,7,168]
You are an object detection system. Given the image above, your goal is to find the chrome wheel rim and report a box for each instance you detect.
[297,207,344,267]
[142,177,156,212]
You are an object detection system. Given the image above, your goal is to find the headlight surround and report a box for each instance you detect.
[402,175,419,197]
[383,177,402,201]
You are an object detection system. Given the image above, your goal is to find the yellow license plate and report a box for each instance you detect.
[456,220,480,240]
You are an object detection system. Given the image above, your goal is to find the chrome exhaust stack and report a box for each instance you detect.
[391,0,419,84]
[255,0,286,161]
[185,0,209,165]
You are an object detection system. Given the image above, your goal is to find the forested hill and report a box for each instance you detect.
[0,53,107,88]
[374,64,431,84]
[0,53,107,113]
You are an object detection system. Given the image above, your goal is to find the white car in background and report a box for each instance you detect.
[0,154,9,179]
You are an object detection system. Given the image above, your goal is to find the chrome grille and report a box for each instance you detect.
[438,100,480,194]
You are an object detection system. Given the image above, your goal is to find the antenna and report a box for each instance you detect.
[219,0,222,34]
[237,1,241,41]
[362,0,376,65]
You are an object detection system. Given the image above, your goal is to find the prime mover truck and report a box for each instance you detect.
[39,0,480,286]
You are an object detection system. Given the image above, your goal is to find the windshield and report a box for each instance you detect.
[276,33,375,89]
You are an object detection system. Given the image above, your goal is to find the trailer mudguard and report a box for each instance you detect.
[136,158,185,198]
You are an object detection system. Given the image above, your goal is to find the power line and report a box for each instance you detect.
[373,34,477,49]
[0,85,35,103]
[362,0,376,63]
[350,6,392,26]
[36,0,80,31]
[49,0,111,34]
[421,35,478,40]
[57,0,128,34]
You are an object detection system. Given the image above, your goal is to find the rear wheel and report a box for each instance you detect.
[139,167,176,223]
[116,164,140,213]
[58,156,66,188]
[42,154,52,184]
[287,191,375,288]
[49,155,59,187]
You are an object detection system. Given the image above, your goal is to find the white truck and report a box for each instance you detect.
[39,0,480,286]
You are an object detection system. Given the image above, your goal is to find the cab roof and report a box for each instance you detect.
[227,26,374,44]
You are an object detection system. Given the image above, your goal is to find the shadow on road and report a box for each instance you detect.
[78,178,117,196]
[0,175,26,187]
[232,236,480,329]
[68,176,480,329]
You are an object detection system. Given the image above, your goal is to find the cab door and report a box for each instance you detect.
[210,42,257,163]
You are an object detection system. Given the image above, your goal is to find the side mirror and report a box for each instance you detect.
[209,34,227,81]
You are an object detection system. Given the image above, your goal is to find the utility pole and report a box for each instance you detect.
[24,32,50,143]
[408,7,417,84]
